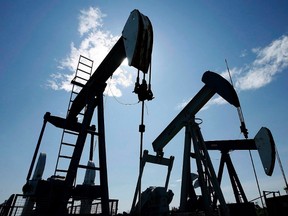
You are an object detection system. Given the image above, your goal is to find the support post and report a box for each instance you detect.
[213,152,226,207]
[97,93,110,215]
[65,97,96,187]
[189,117,229,216]
[26,112,49,181]
[180,126,197,212]
[225,152,248,203]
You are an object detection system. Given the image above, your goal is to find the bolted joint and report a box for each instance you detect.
[139,124,145,133]
[240,122,248,139]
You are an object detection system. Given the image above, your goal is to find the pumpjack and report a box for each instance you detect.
[0,9,285,216]
[131,71,277,216]
[1,9,154,216]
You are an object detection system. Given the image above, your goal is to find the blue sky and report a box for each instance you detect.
[1,0,288,212]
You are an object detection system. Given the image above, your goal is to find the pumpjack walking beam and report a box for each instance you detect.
[67,9,153,121]
[152,71,241,156]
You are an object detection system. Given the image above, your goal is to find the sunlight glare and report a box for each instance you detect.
[122,58,129,66]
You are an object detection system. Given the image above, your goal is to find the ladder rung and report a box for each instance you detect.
[79,62,93,69]
[55,169,68,173]
[59,155,72,159]
[80,55,93,63]
[68,111,85,116]
[61,142,76,147]
[69,99,75,104]
[68,97,82,104]
[87,130,99,136]
[78,164,100,171]
[64,130,79,136]
[76,68,91,76]
[72,90,80,95]
[71,80,85,88]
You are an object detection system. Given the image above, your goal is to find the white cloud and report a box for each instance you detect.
[176,95,228,110]
[176,99,190,110]
[176,94,229,110]
[47,7,133,97]
[78,7,106,36]
[176,35,288,110]
[106,68,133,97]
[240,49,248,58]
[204,96,227,109]
[47,73,73,91]
[236,35,288,91]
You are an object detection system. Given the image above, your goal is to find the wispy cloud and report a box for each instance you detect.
[176,94,229,111]
[47,7,132,96]
[177,35,288,110]
[235,35,288,91]
[240,49,248,58]
[47,73,74,91]
[78,7,106,36]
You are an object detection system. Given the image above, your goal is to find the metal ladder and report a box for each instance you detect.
[54,55,94,177]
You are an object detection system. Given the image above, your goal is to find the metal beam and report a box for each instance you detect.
[152,84,215,155]
[67,38,126,121]
[205,139,256,151]
[152,71,240,155]
[67,10,154,121]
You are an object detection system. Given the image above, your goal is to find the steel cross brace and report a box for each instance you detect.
[180,117,229,216]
